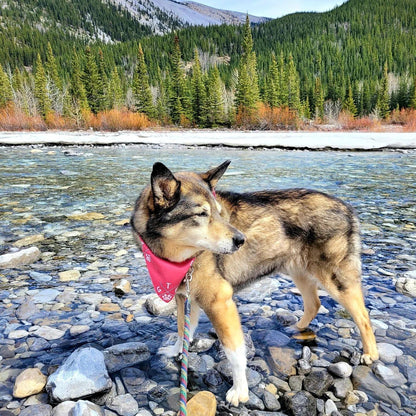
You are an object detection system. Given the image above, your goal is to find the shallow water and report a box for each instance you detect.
[1,144,416,412]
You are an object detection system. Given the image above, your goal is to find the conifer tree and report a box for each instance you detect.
[132,43,155,117]
[266,53,280,108]
[169,35,188,124]
[12,67,23,93]
[376,61,390,119]
[34,53,51,118]
[0,63,13,107]
[410,77,416,109]
[287,54,301,113]
[344,84,358,116]
[235,15,260,115]
[97,48,108,111]
[69,48,89,112]
[206,66,225,126]
[108,66,124,109]
[45,42,62,91]
[278,52,288,106]
[84,46,101,113]
[313,76,325,120]
[191,48,206,126]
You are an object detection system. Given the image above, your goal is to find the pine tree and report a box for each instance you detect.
[267,53,280,108]
[344,84,358,117]
[34,53,51,118]
[206,66,225,126]
[190,48,206,126]
[84,46,101,113]
[410,77,416,109]
[287,54,301,113]
[313,76,325,120]
[69,48,89,112]
[132,43,155,117]
[45,42,62,91]
[376,61,390,119]
[108,66,124,110]
[235,15,260,115]
[97,49,108,111]
[0,63,13,107]
[169,35,188,124]
[278,52,288,106]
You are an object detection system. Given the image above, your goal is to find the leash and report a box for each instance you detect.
[179,266,193,416]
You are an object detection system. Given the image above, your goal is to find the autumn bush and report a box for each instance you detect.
[338,111,382,131]
[0,105,46,130]
[389,108,416,131]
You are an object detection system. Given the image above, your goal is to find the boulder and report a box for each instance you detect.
[13,368,47,398]
[0,247,41,268]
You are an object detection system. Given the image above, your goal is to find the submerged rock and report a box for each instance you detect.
[0,246,41,268]
[46,347,112,402]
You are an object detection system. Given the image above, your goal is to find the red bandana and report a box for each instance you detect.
[140,237,195,303]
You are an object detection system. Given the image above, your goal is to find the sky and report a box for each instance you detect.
[199,0,345,19]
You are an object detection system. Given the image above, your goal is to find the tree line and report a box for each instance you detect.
[1,15,416,129]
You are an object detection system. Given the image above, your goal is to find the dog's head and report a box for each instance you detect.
[131,161,245,262]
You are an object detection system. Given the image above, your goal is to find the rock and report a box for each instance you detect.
[236,277,280,302]
[46,347,112,402]
[98,303,120,312]
[52,401,76,415]
[8,329,29,339]
[16,300,41,320]
[373,362,407,387]
[283,391,316,416]
[78,293,105,305]
[187,391,216,416]
[70,325,90,336]
[107,394,138,416]
[267,347,297,378]
[113,279,131,296]
[13,368,47,398]
[71,400,103,416]
[303,369,334,396]
[31,289,60,304]
[19,404,52,416]
[351,365,401,408]
[32,326,65,340]
[328,362,353,378]
[104,342,150,373]
[246,391,265,410]
[395,276,416,297]
[377,342,403,363]
[332,377,353,399]
[59,270,81,282]
[145,294,176,316]
[397,355,416,383]
[30,271,53,283]
[288,375,304,391]
[13,234,45,248]
[263,390,281,411]
[66,212,105,221]
[0,247,41,268]
[324,399,338,416]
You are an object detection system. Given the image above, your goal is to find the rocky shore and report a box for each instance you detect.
[1,146,416,415]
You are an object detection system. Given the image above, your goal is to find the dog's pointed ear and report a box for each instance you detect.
[151,162,181,211]
[201,160,231,189]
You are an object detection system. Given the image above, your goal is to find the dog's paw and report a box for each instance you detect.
[226,385,249,407]
[360,353,376,365]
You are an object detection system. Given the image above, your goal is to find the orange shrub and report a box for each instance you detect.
[389,108,416,131]
[45,112,78,130]
[338,111,381,131]
[257,104,300,130]
[85,109,153,131]
[0,105,46,131]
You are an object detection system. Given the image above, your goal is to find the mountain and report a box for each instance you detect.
[110,0,269,34]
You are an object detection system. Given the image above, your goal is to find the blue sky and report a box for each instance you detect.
[201,0,344,18]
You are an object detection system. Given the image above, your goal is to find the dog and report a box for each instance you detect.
[130,160,379,406]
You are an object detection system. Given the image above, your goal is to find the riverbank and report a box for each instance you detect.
[0,130,416,150]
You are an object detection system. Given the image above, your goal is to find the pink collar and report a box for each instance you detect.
[139,237,195,303]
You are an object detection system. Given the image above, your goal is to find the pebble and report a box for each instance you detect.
[328,362,353,378]
[0,247,41,268]
[58,269,81,281]
[32,326,65,340]
[13,234,45,248]
[104,342,150,373]
[377,342,403,363]
[13,368,47,398]
[107,394,138,416]
[145,294,176,316]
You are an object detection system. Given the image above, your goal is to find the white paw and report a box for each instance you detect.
[226,384,249,407]
[158,338,182,357]
[360,353,374,365]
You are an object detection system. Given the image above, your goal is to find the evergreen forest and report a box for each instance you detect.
[1,0,416,130]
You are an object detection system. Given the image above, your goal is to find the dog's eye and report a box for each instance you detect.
[196,211,209,217]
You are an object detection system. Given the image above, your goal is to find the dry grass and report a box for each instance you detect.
[337,111,382,131]
[0,105,46,130]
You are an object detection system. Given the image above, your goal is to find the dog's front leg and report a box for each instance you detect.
[159,294,200,357]
[199,279,249,406]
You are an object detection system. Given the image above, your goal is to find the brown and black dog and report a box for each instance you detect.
[131,160,378,406]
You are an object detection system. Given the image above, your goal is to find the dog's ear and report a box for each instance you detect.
[151,162,181,211]
[201,160,231,189]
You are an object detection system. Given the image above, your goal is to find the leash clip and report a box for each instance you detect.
[184,265,193,298]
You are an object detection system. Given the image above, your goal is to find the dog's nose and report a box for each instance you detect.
[233,232,245,249]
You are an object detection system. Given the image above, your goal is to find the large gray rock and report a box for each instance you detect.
[71,400,103,416]
[144,294,176,316]
[0,247,41,268]
[395,275,416,297]
[52,401,76,416]
[31,289,60,304]
[283,391,316,416]
[373,363,407,388]
[46,347,112,402]
[20,404,52,416]
[377,342,403,364]
[107,394,139,416]
[303,369,334,396]
[352,365,401,408]
[104,342,150,373]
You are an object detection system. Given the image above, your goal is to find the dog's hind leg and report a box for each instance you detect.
[198,278,249,407]
[291,274,321,330]
[318,261,379,365]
